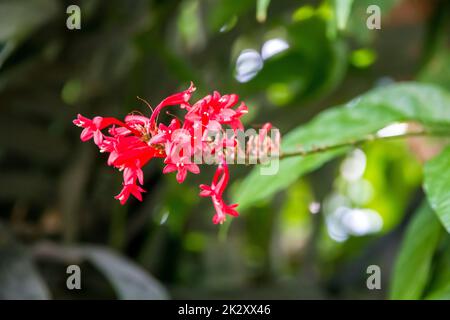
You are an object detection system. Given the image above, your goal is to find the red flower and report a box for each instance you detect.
[149,119,180,145]
[73,115,106,145]
[73,83,274,224]
[185,91,248,131]
[115,183,146,205]
[149,82,196,125]
[163,156,200,183]
[199,159,239,224]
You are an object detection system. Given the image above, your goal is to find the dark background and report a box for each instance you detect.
[0,0,449,299]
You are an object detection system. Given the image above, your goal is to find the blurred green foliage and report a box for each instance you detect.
[0,0,450,300]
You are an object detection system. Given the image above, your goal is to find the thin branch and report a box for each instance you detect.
[189,129,450,166]
[279,129,450,160]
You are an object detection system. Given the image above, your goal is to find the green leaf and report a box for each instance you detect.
[426,283,450,300]
[283,83,450,152]
[424,146,450,232]
[234,82,450,210]
[234,149,346,211]
[256,0,270,23]
[390,203,441,299]
[425,239,450,300]
[333,0,354,30]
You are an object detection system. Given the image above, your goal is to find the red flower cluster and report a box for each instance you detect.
[73,83,272,224]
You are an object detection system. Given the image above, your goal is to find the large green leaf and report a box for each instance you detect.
[424,146,450,232]
[234,82,450,210]
[390,203,441,299]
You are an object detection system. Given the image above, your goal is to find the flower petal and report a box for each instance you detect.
[163,164,177,174]
[186,163,200,174]
[176,168,187,183]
